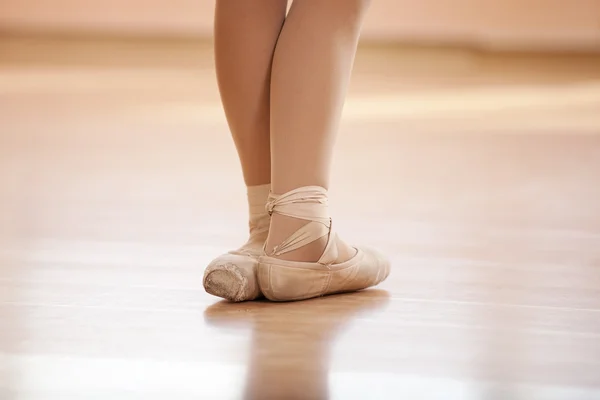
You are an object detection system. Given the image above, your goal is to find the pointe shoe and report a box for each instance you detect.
[203,201,271,302]
[258,186,390,302]
[203,242,262,303]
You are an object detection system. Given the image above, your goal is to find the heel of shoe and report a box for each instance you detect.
[203,254,260,302]
[258,259,330,302]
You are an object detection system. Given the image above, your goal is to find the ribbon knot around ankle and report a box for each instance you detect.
[264,186,333,258]
[266,186,330,224]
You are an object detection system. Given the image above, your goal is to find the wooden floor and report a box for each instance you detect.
[1,37,600,399]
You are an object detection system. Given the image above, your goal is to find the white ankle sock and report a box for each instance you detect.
[247,183,271,235]
[247,183,271,214]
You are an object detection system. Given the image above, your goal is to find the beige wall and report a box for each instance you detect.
[1,0,599,51]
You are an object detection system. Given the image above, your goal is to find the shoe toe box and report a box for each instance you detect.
[357,246,391,285]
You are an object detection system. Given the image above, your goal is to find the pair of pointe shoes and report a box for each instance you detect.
[203,186,390,302]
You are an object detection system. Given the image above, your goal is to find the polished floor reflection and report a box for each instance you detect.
[205,290,390,400]
[0,37,600,399]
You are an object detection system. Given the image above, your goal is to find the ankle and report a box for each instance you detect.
[266,213,328,262]
[262,186,333,262]
[246,183,271,237]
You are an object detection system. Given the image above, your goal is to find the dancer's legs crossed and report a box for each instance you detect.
[203,0,287,302]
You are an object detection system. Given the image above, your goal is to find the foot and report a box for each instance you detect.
[203,236,264,302]
[258,186,390,302]
[203,185,271,302]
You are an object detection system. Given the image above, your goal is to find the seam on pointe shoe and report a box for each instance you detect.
[264,265,282,301]
[262,263,307,302]
[262,263,331,301]
[321,273,333,296]
[256,263,271,293]
[258,259,358,273]
[268,264,274,297]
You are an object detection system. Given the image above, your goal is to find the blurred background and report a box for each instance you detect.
[1,1,600,399]
[1,0,599,50]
